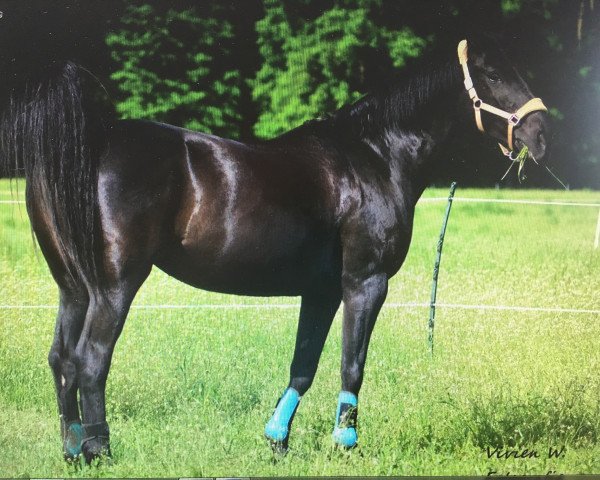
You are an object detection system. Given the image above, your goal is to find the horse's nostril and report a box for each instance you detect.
[537,130,545,146]
[514,138,524,150]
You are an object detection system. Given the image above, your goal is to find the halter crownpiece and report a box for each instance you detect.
[457,39,548,159]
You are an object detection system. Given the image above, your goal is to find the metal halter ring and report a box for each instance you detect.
[473,98,482,109]
[508,114,520,126]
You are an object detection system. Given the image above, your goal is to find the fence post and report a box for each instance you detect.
[428,182,457,355]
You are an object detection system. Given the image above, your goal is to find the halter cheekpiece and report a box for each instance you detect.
[457,39,547,160]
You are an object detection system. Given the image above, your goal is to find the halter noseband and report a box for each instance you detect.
[457,39,547,160]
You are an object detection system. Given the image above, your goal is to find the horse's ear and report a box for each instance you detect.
[457,39,469,64]
[463,32,507,58]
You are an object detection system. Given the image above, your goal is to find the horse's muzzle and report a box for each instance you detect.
[514,111,550,164]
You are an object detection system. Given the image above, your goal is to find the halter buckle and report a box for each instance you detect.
[508,114,520,126]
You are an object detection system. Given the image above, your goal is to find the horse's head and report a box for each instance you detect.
[457,36,550,164]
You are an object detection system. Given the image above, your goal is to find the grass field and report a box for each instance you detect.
[1,178,600,477]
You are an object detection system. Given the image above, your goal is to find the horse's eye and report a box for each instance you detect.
[486,72,502,83]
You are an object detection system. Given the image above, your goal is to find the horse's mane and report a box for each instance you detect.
[316,56,462,141]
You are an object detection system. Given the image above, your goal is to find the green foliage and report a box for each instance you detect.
[501,0,522,14]
[252,0,425,138]
[106,3,243,136]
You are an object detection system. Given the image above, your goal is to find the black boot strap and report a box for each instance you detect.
[81,421,110,446]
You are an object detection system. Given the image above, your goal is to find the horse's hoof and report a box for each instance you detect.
[82,438,111,465]
[265,387,301,455]
[266,435,289,455]
[62,421,84,461]
[332,426,358,449]
[264,418,290,445]
[80,421,111,465]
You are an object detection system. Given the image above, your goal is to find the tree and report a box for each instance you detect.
[252,0,426,138]
[107,2,257,138]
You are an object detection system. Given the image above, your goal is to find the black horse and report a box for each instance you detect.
[0,35,549,462]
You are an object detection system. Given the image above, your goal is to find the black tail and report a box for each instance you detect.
[0,61,104,286]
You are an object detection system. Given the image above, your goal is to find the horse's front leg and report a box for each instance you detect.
[265,289,341,452]
[334,273,388,448]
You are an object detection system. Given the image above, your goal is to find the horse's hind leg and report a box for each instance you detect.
[75,269,150,463]
[265,289,341,451]
[48,288,88,460]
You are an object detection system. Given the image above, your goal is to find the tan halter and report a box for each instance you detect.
[457,39,547,159]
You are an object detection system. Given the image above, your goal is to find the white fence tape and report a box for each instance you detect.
[420,197,600,207]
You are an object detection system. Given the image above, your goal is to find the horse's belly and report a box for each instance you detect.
[160,265,300,296]
[155,251,318,296]
[155,226,340,296]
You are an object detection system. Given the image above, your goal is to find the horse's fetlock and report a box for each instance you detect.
[265,387,300,447]
[62,420,84,460]
[342,364,363,392]
[289,376,313,395]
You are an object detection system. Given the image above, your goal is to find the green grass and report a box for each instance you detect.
[1,179,600,476]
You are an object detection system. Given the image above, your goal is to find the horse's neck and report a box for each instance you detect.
[334,60,464,202]
[363,96,463,205]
